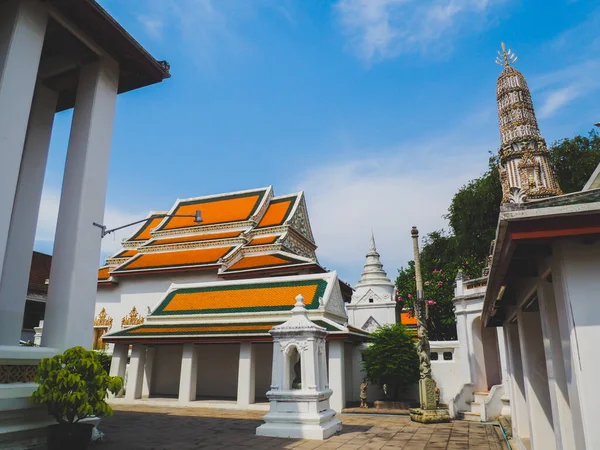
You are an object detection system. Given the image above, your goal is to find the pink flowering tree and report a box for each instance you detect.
[396,231,484,340]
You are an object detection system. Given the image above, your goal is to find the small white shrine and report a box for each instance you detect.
[256,295,342,440]
[347,233,397,331]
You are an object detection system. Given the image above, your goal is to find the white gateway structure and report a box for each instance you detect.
[347,233,397,332]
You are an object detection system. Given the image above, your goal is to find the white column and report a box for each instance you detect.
[328,340,345,412]
[538,279,576,450]
[270,339,282,391]
[454,307,472,385]
[142,347,155,398]
[42,57,119,350]
[0,0,48,286]
[0,84,57,345]
[505,322,530,443]
[109,343,128,398]
[178,343,198,403]
[125,344,146,400]
[495,327,509,387]
[551,241,595,449]
[517,306,556,450]
[237,342,256,408]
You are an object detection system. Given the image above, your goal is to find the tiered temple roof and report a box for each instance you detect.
[98,187,321,284]
[103,272,368,343]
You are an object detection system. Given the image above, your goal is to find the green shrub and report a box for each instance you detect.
[94,351,112,374]
[31,346,123,424]
[361,324,419,400]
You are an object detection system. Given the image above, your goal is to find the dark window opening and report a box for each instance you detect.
[443,352,453,361]
[430,352,438,361]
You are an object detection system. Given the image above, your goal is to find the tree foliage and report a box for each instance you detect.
[361,324,419,400]
[31,346,123,424]
[395,130,600,341]
[550,130,600,193]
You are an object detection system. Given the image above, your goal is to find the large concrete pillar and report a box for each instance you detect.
[505,322,530,443]
[178,343,198,403]
[328,340,345,412]
[142,347,155,398]
[0,84,57,345]
[42,57,119,350]
[125,344,146,400]
[109,343,128,398]
[517,304,556,450]
[0,0,48,298]
[538,279,577,450]
[237,342,255,408]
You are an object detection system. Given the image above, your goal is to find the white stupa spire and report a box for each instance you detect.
[356,232,393,288]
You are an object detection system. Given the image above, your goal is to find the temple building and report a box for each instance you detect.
[96,187,369,412]
[480,45,600,449]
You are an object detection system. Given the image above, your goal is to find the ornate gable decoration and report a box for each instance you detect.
[288,195,315,244]
[355,289,383,305]
[94,308,113,328]
[324,282,347,319]
[122,306,145,327]
[362,316,380,332]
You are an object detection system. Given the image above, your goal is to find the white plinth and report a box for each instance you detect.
[256,390,342,440]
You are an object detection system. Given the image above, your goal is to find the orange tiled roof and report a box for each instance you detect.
[151,277,328,315]
[227,254,308,272]
[112,249,138,258]
[156,189,267,231]
[127,215,165,242]
[98,267,111,281]
[401,311,417,325]
[247,235,279,246]
[114,246,235,273]
[257,196,295,228]
[144,231,242,247]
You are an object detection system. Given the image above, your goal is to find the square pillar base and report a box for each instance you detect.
[409,407,451,424]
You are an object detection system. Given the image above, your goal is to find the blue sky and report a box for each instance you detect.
[34,0,600,283]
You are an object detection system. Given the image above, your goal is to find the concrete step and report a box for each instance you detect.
[461,411,482,422]
[474,391,490,404]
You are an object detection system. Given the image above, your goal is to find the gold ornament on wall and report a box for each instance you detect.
[121,306,145,327]
[94,308,113,328]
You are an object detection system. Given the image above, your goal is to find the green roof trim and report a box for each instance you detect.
[106,319,342,338]
[151,278,328,316]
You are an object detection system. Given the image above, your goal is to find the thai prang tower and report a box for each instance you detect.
[495,43,562,203]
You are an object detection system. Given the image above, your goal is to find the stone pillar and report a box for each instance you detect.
[454,308,472,385]
[538,279,576,450]
[0,84,57,345]
[178,343,198,403]
[237,342,255,408]
[328,340,345,412]
[42,57,119,350]
[505,321,529,443]
[0,0,48,287]
[142,347,155,398]
[110,343,128,398]
[517,305,556,450]
[125,345,146,400]
[551,242,593,449]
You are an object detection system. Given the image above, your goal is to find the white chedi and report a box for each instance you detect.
[256,295,342,440]
[347,232,397,331]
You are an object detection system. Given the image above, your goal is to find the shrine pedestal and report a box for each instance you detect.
[409,407,451,424]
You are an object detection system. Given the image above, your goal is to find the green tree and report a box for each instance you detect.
[361,324,419,400]
[550,130,600,193]
[31,346,123,424]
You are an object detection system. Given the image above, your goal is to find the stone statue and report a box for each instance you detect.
[360,379,368,408]
[292,359,302,389]
[382,383,388,398]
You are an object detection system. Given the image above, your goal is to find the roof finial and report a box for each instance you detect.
[369,230,376,253]
[495,42,517,67]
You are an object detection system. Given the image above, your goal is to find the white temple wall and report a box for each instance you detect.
[151,344,183,397]
[95,271,217,352]
[347,303,396,332]
[196,343,240,399]
[344,342,354,402]
[430,341,461,405]
[254,343,273,401]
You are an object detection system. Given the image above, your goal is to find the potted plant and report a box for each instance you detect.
[31,346,123,450]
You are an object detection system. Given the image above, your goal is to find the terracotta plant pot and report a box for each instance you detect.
[47,423,94,450]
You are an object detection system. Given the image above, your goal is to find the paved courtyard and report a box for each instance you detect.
[96,405,508,450]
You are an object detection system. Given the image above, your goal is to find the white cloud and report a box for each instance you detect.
[34,186,146,261]
[533,59,600,119]
[292,139,492,283]
[334,0,502,63]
